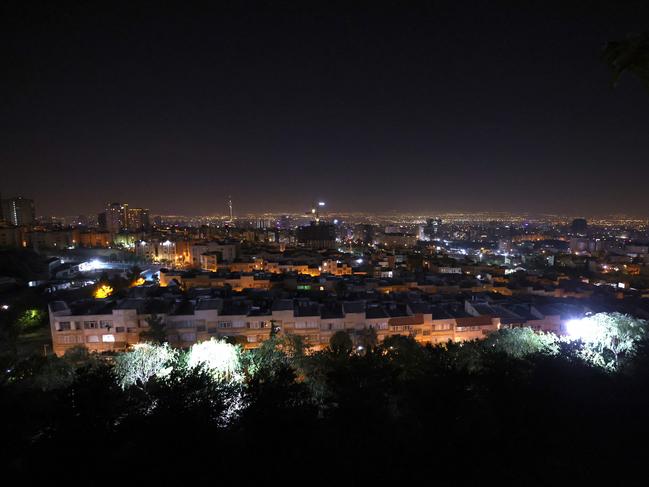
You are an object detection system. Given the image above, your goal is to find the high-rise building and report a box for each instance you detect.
[102,202,125,234]
[570,218,588,236]
[1,196,36,226]
[424,218,442,239]
[99,202,149,233]
[297,222,336,249]
[125,207,150,231]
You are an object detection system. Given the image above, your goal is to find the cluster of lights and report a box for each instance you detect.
[78,259,106,272]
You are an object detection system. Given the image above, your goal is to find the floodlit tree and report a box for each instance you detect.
[140,314,167,344]
[187,338,243,383]
[113,342,177,388]
[329,330,353,356]
[568,313,647,370]
[483,327,559,359]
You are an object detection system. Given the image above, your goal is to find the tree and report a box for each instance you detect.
[356,327,378,353]
[329,330,353,356]
[140,314,167,344]
[602,32,649,91]
[571,313,647,370]
[269,319,280,337]
[482,327,559,359]
[16,309,46,331]
[187,338,243,383]
[113,342,177,388]
[335,280,348,297]
[126,265,143,283]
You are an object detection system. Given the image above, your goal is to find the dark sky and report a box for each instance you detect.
[2,1,648,217]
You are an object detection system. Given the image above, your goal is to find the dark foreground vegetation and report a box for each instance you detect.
[2,317,649,485]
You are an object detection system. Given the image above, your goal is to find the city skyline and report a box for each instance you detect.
[3,2,649,216]
[4,3,649,481]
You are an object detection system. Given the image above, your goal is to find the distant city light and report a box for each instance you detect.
[318,201,325,206]
[1,305,8,310]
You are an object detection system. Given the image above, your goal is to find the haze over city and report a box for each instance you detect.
[3,2,649,216]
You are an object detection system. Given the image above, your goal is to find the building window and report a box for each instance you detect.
[218,321,233,328]
[196,325,206,332]
[115,326,125,333]
[87,335,100,343]
[84,321,98,329]
[208,327,217,334]
[127,327,137,333]
[102,334,115,343]
[100,320,112,328]
[58,322,71,331]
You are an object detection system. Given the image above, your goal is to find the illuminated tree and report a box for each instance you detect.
[187,338,243,383]
[482,327,559,358]
[567,313,647,370]
[113,343,177,388]
[16,308,45,330]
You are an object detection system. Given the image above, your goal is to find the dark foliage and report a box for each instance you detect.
[3,335,649,485]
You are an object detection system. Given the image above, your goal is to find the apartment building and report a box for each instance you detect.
[49,292,525,355]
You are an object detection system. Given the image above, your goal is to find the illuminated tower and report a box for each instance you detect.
[312,200,325,223]
[228,196,233,223]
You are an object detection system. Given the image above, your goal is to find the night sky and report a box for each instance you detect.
[2,1,648,217]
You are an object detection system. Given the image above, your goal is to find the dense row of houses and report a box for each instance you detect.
[48,286,569,355]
